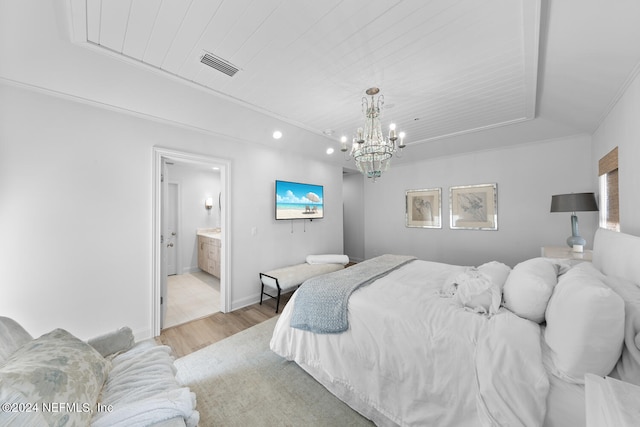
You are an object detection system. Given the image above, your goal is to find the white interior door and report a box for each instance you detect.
[160,159,169,329]
[167,183,178,275]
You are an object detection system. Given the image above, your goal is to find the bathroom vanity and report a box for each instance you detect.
[197,228,221,278]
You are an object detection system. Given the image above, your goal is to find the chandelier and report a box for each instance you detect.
[341,87,406,181]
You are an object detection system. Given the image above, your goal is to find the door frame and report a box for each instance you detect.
[152,147,231,336]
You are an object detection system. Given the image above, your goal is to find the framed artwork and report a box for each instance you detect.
[406,188,442,228]
[449,183,498,230]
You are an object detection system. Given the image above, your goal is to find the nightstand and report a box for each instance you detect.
[585,374,640,426]
[541,246,592,262]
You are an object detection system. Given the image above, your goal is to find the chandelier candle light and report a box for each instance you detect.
[342,87,406,181]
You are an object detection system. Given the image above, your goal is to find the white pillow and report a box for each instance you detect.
[597,273,640,385]
[478,261,511,288]
[502,258,559,323]
[449,262,510,315]
[306,254,349,265]
[544,262,625,383]
[451,270,495,314]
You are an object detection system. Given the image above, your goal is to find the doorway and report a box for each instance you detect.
[163,165,221,328]
[152,147,231,336]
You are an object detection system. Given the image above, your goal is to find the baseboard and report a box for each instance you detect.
[230,294,262,311]
[133,327,153,342]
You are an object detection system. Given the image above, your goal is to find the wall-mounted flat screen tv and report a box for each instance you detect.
[275,180,324,220]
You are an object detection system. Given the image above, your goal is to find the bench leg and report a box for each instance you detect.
[259,273,287,313]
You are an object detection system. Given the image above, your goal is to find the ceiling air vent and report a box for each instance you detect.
[200,52,239,77]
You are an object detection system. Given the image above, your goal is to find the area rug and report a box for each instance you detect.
[174,317,374,426]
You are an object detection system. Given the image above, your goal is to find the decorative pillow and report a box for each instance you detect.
[478,261,511,288]
[0,328,110,426]
[0,316,33,364]
[544,262,625,383]
[599,273,640,386]
[306,254,350,265]
[88,326,135,357]
[447,262,510,315]
[502,257,559,323]
[451,270,498,315]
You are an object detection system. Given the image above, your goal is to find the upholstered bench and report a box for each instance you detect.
[260,258,347,313]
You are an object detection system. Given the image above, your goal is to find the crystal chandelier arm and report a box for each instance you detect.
[360,97,369,143]
[361,96,369,116]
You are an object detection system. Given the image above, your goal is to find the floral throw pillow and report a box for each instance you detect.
[0,328,110,426]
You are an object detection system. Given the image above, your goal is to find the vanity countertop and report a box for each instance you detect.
[197,228,221,239]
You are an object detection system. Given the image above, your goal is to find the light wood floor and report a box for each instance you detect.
[157,292,292,358]
[158,263,355,358]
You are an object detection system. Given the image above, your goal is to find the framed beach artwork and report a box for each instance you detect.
[406,188,442,228]
[449,183,498,230]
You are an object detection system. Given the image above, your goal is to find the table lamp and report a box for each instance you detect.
[550,192,599,247]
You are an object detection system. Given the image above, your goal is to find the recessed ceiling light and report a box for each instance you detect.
[326,147,335,155]
[273,130,283,139]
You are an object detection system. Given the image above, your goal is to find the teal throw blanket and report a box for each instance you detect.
[290,254,416,334]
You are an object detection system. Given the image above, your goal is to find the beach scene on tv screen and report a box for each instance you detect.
[276,181,323,220]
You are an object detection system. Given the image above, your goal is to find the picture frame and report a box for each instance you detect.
[405,188,442,228]
[449,183,498,230]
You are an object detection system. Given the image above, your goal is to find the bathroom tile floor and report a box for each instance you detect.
[164,271,220,329]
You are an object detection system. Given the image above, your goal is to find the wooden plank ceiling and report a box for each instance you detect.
[83,0,540,146]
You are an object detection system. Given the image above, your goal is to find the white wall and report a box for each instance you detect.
[363,135,598,267]
[342,172,365,262]
[592,70,640,236]
[0,83,343,340]
[167,164,221,273]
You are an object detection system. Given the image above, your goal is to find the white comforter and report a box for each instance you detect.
[271,260,549,427]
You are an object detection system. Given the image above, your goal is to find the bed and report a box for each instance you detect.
[270,229,640,426]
